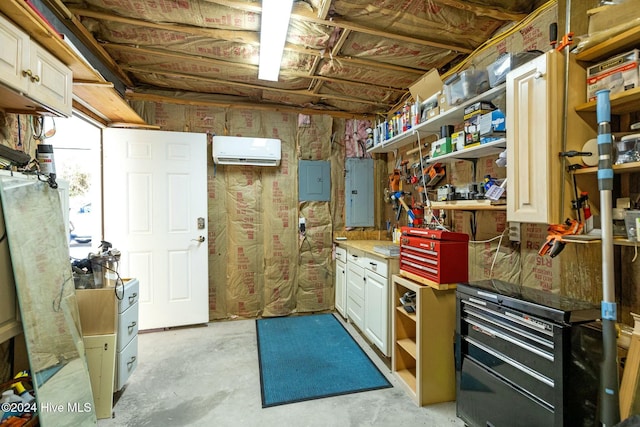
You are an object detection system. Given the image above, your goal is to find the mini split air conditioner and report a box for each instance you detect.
[212,136,281,166]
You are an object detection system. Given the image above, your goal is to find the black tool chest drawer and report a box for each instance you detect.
[455,280,603,427]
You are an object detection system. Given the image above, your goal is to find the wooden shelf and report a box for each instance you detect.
[560,236,638,246]
[425,138,506,164]
[575,87,640,115]
[392,274,456,406]
[396,305,417,321]
[368,84,506,154]
[573,161,640,175]
[575,26,640,63]
[399,270,458,290]
[428,200,507,212]
[397,338,417,358]
[396,368,417,392]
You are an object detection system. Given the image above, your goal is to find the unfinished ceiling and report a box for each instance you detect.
[49,0,544,117]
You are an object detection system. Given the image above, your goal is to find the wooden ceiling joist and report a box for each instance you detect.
[125,91,371,120]
[105,43,407,93]
[122,65,393,107]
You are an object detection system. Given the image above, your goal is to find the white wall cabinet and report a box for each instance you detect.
[0,12,72,117]
[506,51,562,224]
[334,246,347,318]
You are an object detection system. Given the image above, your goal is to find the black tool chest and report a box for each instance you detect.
[455,280,603,427]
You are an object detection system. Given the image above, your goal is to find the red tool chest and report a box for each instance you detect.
[399,226,469,284]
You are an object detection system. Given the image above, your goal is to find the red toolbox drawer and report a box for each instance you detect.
[400,227,469,284]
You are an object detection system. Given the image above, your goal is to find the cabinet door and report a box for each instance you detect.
[507,51,561,224]
[364,269,388,356]
[346,262,365,330]
[335,260,346,318]
[29,41,73,117]
[84,334,116,420]
[0,14,29,93]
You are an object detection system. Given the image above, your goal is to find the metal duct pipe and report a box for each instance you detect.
[596,89,620,426]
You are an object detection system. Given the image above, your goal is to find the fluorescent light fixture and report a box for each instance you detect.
[258,0,294,81]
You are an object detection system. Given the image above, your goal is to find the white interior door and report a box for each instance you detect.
[102,128,208,330]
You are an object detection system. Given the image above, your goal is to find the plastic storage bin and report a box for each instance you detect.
[444,67,489,106]
[487,51,543,87]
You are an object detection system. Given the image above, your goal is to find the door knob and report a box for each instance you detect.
[192,236,205,243]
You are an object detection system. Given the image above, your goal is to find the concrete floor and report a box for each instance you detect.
[99,314,464,427]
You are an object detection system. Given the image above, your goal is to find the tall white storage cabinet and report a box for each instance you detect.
[506,51,562,224]
[334,246,347,318]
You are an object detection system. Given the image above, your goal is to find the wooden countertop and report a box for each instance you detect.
[334,239,399,259]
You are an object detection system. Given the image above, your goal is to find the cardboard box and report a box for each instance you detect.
[431,137,452,157]
[409,69,443,103]
[586,50,639,101]
[427,106,440,119]
[438,92,451,113]
[479,110,506,136]
[464,132,480,148]
[452,131,466,151]
[463,101,495,120]
[464,115,480,134]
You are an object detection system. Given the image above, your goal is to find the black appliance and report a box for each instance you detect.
[456,280,603,427]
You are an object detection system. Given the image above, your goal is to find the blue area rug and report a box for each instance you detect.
[256,313,392,408]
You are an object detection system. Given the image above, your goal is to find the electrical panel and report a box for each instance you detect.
[298,160,331,201]
[345,158,373,227]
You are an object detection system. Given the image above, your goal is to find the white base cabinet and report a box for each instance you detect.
[339,242,399,357]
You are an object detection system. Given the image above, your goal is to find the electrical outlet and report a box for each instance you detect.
[299,217,306,235]
[508,222,520,242]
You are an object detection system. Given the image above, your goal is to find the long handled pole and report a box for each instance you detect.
[596,89,620,426]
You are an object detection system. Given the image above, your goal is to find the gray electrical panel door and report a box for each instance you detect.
[299,160,331,201]
[345,158,373,227]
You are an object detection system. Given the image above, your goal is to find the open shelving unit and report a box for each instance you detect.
[368,84,506,154]
[392,274,456,407]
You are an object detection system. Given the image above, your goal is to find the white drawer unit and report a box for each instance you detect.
[365,253,388,278]
[115,335,138,392]
[115,278,139,391]
[116,301,138,351]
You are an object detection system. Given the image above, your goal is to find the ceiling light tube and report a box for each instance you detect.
[258,0,294,81]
